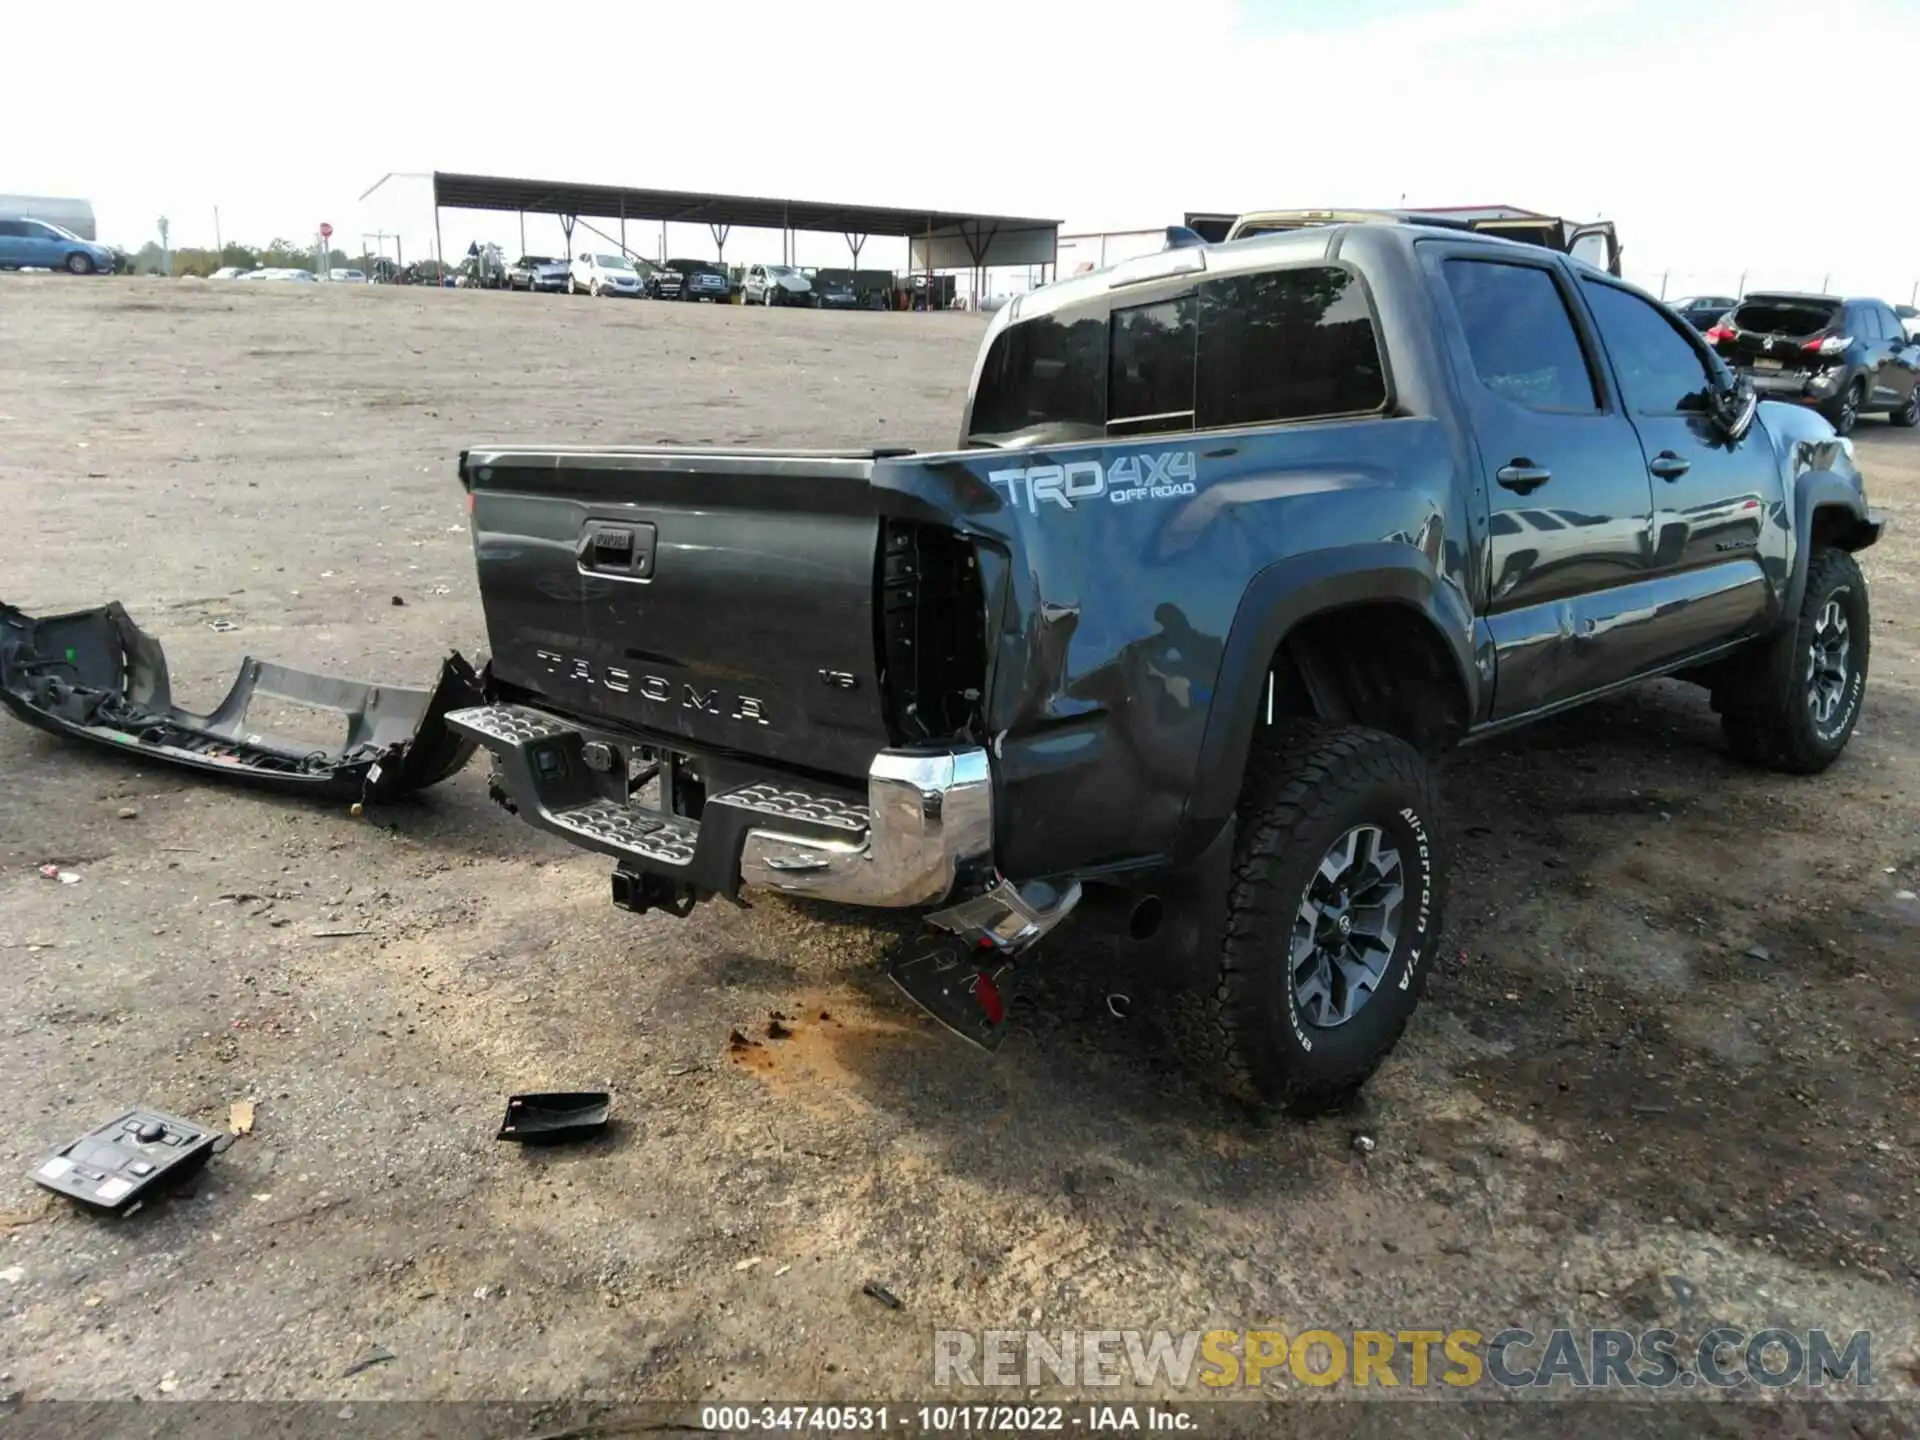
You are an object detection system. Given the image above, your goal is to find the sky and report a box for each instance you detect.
[12,0,1920,298]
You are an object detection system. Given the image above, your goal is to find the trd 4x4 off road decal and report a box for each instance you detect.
[987,451,1198,515]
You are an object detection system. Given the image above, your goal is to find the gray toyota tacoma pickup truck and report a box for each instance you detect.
[446,221,1882,1110]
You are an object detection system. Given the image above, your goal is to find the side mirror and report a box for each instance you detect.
[1709,372,1758,443]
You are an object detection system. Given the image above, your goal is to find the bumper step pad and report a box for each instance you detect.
[450,702,992,910]
[446,702,869,897]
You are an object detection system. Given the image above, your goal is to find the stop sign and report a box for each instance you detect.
[319,222,333,240]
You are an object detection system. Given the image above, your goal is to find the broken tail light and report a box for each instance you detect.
[877,520,987,746]
[1705,323,1736,345]
[1802,333,1851,356]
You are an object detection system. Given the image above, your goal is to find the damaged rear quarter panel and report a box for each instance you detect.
[873,416,1472,881]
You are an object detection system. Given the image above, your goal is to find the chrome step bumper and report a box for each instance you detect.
[445,704,992,908]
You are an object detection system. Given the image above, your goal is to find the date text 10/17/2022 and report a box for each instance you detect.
[696,1406,1195,1432]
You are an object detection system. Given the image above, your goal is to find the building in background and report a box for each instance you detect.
[0,195,96,241]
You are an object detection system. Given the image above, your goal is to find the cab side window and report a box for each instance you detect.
[1443,260,1600,413]
[1580,280,1715,414]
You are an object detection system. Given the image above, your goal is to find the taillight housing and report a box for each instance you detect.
[1705,323,1735,345]
[1803,333,1850,357]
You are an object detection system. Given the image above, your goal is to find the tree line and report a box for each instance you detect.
[123,240,448,280]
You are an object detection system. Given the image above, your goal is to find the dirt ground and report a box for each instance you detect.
[0,278,1915,1430]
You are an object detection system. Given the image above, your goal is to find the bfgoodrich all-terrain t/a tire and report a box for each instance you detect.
[1171,723,1444,1113]
[1720,546,1869,773]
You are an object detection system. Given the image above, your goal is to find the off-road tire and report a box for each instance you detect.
[1168,723,1444,1113]
[1720,547,1869,773]
[1822,378,1864,436]
[1890,384,1920,429]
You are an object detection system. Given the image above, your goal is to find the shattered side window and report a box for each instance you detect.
[1444,259,1601,413]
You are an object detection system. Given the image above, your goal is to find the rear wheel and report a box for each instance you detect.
[1822,378,1864,436]
[1168,724,1444,1112]
[1719,546,1869,773]
[1891,383,1920,429]
[66,252,94,275]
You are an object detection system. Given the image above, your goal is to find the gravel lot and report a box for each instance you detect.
[0,278,1916,1429]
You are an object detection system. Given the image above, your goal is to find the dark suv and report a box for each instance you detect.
[1709,293,1920,434]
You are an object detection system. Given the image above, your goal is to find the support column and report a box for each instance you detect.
[433,205,444,282]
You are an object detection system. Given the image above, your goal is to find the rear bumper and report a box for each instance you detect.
[445,703,992,907]
[1741,366,1848,403]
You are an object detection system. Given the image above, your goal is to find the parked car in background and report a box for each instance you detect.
[643,263,684,300]
[328,268,367,283]
[508,255,569,292]
[668,259,730,303]
[208,266,252,280]
[1897,304,1920,341]
[743,264,813,306]
[812,274,859,310]
[0,217,116,274]
[239,268,317,283]
[1708,293,1920,434]
[1670,295,1739,332]
[569,252,643,297]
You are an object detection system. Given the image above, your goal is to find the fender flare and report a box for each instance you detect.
[1784,470,1880,622]
[1176,543,1479,853]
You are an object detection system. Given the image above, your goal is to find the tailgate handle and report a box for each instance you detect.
[578,521,656,579]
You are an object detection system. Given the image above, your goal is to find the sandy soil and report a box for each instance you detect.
[0,277,1915,1431]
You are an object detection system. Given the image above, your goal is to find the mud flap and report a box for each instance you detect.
[887,932,1014,1053]
[0,600,482,801]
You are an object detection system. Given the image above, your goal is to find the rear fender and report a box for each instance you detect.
[1177,544,1478,854]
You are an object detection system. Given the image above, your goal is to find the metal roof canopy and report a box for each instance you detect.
[431,171,1060,270]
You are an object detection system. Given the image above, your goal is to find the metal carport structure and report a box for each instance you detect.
[427,171,1061,297]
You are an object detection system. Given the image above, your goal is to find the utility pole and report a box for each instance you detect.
[213,206,223,262]
[157,216,171,277]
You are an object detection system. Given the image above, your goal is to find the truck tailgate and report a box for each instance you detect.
[463,447,893,779]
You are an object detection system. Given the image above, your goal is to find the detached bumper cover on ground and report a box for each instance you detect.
[0,600,482,799]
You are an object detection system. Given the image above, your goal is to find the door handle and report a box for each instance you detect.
[1495,462,1552,494]
[577,520,657,578]
[1649,452,1691,480]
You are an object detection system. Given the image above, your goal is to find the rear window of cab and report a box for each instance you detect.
[968,264,1389,444]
